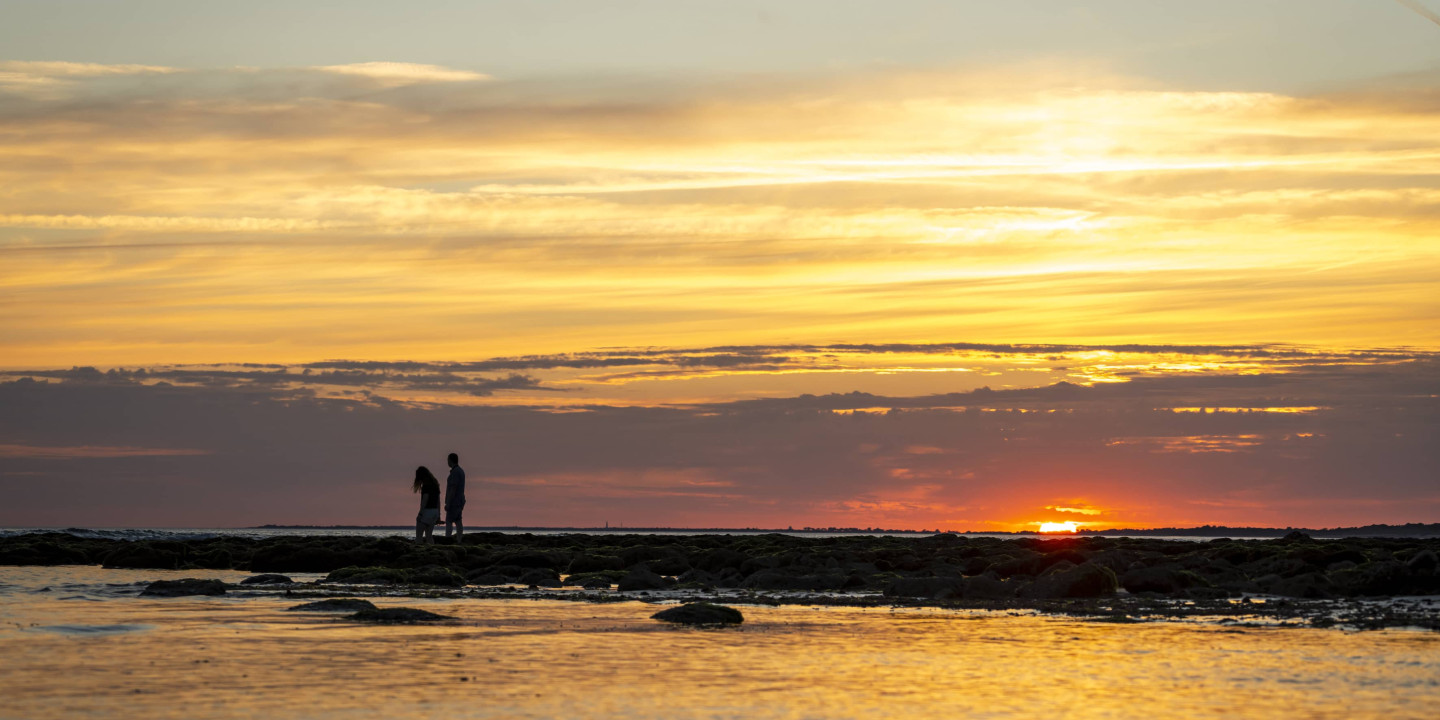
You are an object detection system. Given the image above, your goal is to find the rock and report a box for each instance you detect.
[652,602,744,625]
[104,543,186,570]
[518,568,563,588]
[407,565,465,587]
[1022,563,1117,599]
[494,551,566,571]
[325,566,409,585]
[884,576,964,598]
[140,578,227,597]
[566,570,626,588]
[694,548,748,572]
[1282,531,1312,542]
[676,568,720,585]
[287,598,378,612]
[1407,549,1438,574]
[466,573,510,586]
[960,574,1013,599]
[567,554,624,574]
[1265,572,1333,599]
[990,554,1045,579]
[1121,567,1200,595]
[240,574,293,585]
[349,607,455,623]
[323,565,462,586]
[616,567,671,592]
[646,554,692,576]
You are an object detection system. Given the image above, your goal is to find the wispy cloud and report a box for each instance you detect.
[0,62,1436,364]
[0,60,177,95]
[311,61,490,86]
[0,443,209,459]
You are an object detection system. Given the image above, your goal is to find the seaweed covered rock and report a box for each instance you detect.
[1022,562,1117,599]
[407,565,466,587]
[140,578,227,597]
[288,598,378,612]
[324,564,464,587]
[567,554,624,574]
[652,602,744,625]
[350,607,455,623]
[518,568,563,588]
[240,574,293,585]
[104,542,187,570]
[884,576,964,599]
[1121,567,1203,595]
[617,567,672,592]
[325,566,410,584]
[0,534,97,566]
[567,570,624,589]
[960,573,1014,599]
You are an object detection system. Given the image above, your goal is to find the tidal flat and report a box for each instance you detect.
[2,565,1439,720]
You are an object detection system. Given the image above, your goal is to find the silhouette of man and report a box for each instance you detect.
[444,452,466,539]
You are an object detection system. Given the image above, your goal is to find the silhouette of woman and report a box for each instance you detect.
[413,466,442,544]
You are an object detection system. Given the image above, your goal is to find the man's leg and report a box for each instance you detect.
[455,518,463,540]
[444,515,453,537]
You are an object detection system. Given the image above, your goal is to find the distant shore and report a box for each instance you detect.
[248,522,1440,538]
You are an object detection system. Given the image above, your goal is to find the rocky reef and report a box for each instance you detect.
[5,530,1439,607]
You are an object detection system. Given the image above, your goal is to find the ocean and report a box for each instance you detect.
[1,560,1438,718]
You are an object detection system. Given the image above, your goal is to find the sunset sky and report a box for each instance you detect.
[2,1,1437,531]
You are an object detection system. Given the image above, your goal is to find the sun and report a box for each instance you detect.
[1038,521,1080,534]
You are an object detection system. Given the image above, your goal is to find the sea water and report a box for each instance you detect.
[1,566,1437,720]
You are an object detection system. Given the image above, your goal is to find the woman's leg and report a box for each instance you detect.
[416,520,425,542]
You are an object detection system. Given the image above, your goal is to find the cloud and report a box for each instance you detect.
[1,62,1437,364]
[0,444,210,459]
[0,345,1434,529]
[0,60,178,96]
[311,62,491,86]
[2,344,1434,408]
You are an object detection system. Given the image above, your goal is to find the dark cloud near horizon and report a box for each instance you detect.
[0,353,1434,529]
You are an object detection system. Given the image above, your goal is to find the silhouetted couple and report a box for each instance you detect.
[413,453,466,544]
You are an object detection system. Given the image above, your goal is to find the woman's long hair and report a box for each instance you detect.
[413,466,437,493]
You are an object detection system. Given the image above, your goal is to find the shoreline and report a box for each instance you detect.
[3,530,1438,630]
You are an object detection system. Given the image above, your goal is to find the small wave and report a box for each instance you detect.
[33,624,153,636]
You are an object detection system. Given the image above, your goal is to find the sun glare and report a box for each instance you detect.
[1038,521,1080,534]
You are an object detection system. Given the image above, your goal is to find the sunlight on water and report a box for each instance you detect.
[1,567,1437,719]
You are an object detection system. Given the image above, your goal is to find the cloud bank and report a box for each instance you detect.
[1,344,1433,530]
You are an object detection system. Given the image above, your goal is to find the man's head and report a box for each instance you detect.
[447,452,459,467]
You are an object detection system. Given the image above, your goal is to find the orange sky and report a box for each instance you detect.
[1,4,1438,530]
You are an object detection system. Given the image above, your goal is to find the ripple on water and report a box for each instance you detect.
[33,624,153,636]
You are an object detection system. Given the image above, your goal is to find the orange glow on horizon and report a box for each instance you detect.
[1037,521,1081,534]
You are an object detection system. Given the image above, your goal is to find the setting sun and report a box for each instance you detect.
[1038,521,1081,534]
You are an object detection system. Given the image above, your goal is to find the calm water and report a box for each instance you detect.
[1,566,1437,719]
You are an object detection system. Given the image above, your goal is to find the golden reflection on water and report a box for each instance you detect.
[0,567,1437,719]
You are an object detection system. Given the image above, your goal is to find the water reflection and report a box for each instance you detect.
[0,567,1436,719]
